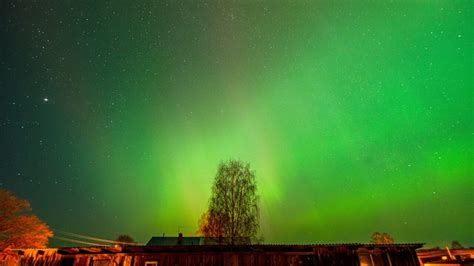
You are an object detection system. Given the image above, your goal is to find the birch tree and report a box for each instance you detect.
[198,160,259,245]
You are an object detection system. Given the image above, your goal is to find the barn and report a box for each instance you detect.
[0,243,423,265]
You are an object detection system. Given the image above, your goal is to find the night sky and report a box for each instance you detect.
[1,1,472,248]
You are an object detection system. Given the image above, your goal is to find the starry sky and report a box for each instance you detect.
[0,1,472,248]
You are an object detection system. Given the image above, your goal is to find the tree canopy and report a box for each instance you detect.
[198,160,259,245]
[0,189,53,250]
[451,240,464,249]
[115,234,135,246]
[370,232,394,244]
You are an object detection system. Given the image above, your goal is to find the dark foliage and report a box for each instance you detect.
[198,160,259,245]
[451,240,464,249]
[115,234,135,245]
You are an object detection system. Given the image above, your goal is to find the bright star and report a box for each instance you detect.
[43,98,49,102]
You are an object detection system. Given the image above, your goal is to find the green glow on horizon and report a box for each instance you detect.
[83,1,473,246]
[1,1,471,247]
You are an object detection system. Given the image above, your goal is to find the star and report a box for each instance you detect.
[43,98,49,102]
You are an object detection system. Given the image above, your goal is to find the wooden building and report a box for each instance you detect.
[0,243,423,266]
[416,248,474,266]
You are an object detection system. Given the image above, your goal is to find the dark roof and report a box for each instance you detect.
[146,236,250,246]
[146,237,203,246]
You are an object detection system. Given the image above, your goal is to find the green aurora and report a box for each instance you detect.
[0,1,472,247]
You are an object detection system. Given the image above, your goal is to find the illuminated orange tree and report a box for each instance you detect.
[0,189,53,250]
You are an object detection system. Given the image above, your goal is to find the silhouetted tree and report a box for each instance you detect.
[451,240,464,249]
[115,234,135,246]
[370,232,394,244]
[198,160,259,245]
[0,189,53,250]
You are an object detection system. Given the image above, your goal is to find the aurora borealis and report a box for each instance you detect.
[0,0,472,248]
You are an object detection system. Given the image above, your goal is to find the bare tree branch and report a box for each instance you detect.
[198,160,259,245]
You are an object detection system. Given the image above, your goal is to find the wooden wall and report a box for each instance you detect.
[0,246,422,266]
